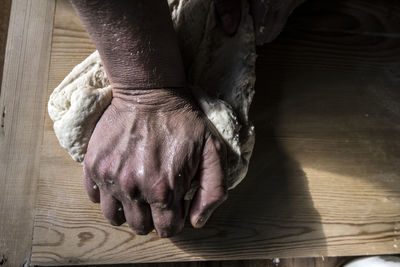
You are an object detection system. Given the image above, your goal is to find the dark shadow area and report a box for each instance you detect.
[165,1,326,257]
[266,0,400,189]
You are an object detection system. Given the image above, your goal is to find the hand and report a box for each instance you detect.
[214,0,306,44]
[83,88,228,237]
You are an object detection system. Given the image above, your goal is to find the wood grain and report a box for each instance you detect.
[0,0,55,266]
[54,256,352,267]
[0,0,11,87]
[31,0,400,265]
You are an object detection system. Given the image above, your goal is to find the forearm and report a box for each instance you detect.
[70,0,186,90]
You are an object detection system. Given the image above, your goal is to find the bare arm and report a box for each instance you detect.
[71,0,185,89]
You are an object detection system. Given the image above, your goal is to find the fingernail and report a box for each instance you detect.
[195,212,211,228]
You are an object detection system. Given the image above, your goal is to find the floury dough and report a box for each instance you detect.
[48,0,256,189]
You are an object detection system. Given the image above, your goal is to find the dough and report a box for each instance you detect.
[48,0,256,189]
[343,256,400,267]
[48,54,112,163]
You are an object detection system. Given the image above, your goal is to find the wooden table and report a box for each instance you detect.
[1,0,400,266]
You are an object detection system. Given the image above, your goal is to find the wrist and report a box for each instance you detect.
[111,88,197,113]
[105,62,186,91]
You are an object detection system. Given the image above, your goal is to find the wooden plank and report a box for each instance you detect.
[0,0,11,87]
[61,256,351,267]
[31,0,400,265]
[0,0,55,266]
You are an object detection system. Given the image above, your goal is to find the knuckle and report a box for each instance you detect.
[119,173,140,200]
[148,182,173,207]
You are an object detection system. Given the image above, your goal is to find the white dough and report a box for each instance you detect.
[48,0,256,189]
[343,256,400,267]
[48,53,112,163]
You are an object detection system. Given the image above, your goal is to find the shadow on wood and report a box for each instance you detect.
[265,0,400,190]
[168,28,326,259]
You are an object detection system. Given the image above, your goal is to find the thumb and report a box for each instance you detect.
[190,135,228,228]
[214,0,242,35]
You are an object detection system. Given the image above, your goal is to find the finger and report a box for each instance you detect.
[146,181,186,237]
[190,136,228,228]
[150,202,186,238]
[82,168,100,203]
[100,191,126,226]
[123,200,154,235]
[214,0,241,35]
